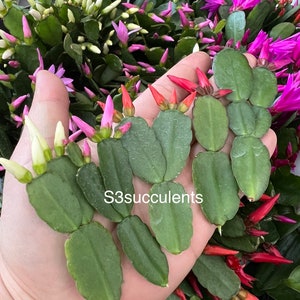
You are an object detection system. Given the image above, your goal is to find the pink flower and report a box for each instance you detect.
[9,94,29,112]
[201,0,225,17]
[178,9,190,27]
[128,44,147,52]
[137,61,155,73]
[30,49,74,92]
[112,20,128,45]
[160,1,172,17]
[159,48,169,65]
[180,3,194,13]
[0,30,17,43]
[84,86,97,100]
[100,95,114,129]
[22,15,32,39]
[149,13,165,23]
[81,62,92,77]
[71,116,96,139]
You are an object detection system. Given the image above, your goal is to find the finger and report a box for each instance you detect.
[134,51,211,124]
[11,70,70,165]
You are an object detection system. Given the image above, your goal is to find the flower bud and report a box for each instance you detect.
[54,121,66,157]
[32,136,47,175]
[0,158,32,183]
[25,116,52,161]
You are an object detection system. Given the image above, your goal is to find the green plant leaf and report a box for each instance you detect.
[152,110,192,181]
[193,96,228,151]
[227,102,255,136]
[174,37,197,63]
[98,139,134,218]
[84,19,100,40]
[246,0,273,42]
[271,167,300,206]
[117,215,169,286]
[225,11,246,45]
[252,106,272,138]
[149,182,193,254]
[254,231,300,291]
[95,54,123,85]
[285,266,300,292]
[213,48,253,102]
[65,222,122,300]
[66,142,84,167]
[213,233,260,252]
[15,45,40,74]
[221,215,246,238]
[27,157,92,232]
[36,15,63,46]
[192,255,240,299]
[192,151,240,226]
[121,117,166,184]
[249,67,278,108]
[231,136,271,201]
[269,22,296,40]
[3,6,24,40]
[0,128,13,159]
[77,162,123,222]
[63,33,83,65]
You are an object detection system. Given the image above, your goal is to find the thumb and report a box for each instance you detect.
[12,70,70,164]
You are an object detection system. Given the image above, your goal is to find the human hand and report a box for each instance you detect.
[0,51,277,300]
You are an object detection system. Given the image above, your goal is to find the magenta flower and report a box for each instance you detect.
[201,0,225,17]
[112,20,128,46]
[273,215,297,224]
[231,0,261,12]
[271,72,300,113]
[247,30,269,56]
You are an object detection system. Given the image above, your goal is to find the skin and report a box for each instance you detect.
[0,51,277,300]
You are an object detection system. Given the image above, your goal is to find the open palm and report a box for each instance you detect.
[0,52,276,300]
